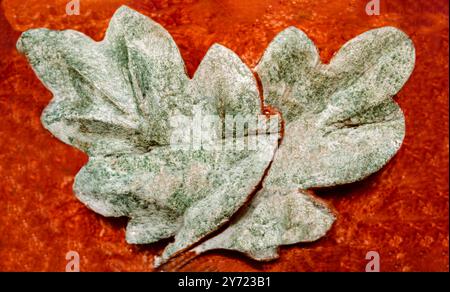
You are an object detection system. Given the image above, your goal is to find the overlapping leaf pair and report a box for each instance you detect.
[17,6,415,267]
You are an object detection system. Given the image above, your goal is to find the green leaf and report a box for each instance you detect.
[192,189,335,261]
[17,6,278,263]
[257,26,415,189]
[182,26,414,263]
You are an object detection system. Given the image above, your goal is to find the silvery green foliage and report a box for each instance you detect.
[17,6,278,261]
[183,26,415,263]
[257,27,415,189]
[192,189,335,261]
[17,5,415,267]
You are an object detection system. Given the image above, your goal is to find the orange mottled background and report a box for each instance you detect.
[0,0,448,272]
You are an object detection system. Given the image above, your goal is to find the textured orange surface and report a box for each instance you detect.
[0,0,448,272]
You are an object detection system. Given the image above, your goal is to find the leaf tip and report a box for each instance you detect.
[16,28,47,55]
